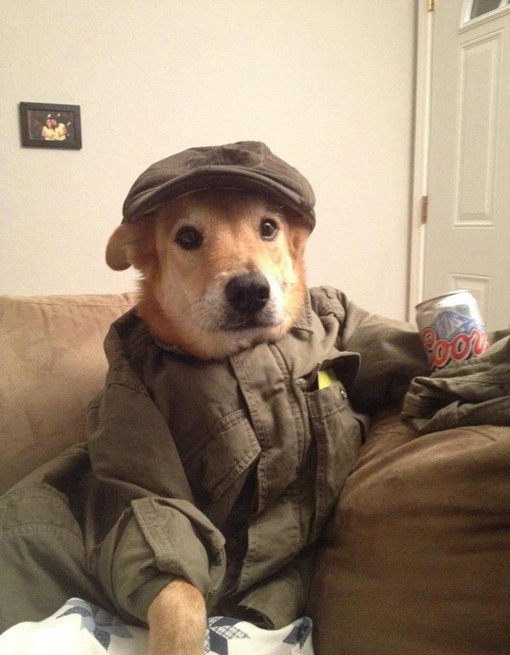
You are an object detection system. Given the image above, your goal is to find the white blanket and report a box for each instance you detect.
[0,599,315,655]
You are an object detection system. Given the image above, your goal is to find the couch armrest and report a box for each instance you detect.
[309,414,510,654]
[0,293,136,494]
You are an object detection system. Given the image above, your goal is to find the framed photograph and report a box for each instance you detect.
[19,102,82,149]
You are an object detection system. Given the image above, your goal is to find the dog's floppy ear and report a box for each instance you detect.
[284,212,312,261]
[105,222,153,271]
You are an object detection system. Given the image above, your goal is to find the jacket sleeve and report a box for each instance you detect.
[221,547,315,630]
[85,378,226,625]
[401,333,510,434]
[338,291,429,413]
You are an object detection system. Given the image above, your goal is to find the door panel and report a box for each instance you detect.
[424,0,510,330]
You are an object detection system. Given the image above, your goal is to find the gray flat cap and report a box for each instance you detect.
[122,141,316,230]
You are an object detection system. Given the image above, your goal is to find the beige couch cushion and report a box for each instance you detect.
[308,413,510,655]
[0,293,136,493]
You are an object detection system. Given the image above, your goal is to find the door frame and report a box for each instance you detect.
[407,0,434,321]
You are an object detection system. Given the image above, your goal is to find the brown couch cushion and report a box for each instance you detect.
[0,294,136,493]
[309,413,510,655]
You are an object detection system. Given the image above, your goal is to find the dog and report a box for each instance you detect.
[0,143,426,652]
[106,188,313,654]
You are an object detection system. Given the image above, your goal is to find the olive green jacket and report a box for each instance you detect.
[77,286,427,628]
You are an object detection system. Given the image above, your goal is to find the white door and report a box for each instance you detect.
[424,0,510,330]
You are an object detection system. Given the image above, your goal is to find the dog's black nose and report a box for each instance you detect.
[225,273,270,314]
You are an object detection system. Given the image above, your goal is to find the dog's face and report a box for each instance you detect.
[106,191,311,360]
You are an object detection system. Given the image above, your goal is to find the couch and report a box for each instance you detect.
[1,293,510,654]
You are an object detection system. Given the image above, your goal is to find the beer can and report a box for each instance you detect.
[415,290,489,370]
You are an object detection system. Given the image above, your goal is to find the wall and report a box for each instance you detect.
[0,0,416,319]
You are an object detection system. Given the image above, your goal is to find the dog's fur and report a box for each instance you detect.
[106,190,312,654]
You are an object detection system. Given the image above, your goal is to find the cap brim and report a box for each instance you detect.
[122,167,316,230]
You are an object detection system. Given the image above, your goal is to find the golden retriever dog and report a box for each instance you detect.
[106,189,312,654]
[106,190,310,361]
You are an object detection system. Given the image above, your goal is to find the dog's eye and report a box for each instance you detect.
[260,218,279,240]
[175,227,203,250]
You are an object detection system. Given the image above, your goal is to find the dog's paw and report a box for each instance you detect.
[148,578,206,655]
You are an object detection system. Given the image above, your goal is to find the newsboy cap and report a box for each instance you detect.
[122,141,316,230]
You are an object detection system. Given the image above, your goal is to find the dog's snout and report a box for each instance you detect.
[225,273,270,314]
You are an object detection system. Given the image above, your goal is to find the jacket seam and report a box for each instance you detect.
[272,343,309,473]
[1,524,83,542]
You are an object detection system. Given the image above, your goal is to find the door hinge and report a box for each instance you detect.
[428,0,436,11]
[421,195,429,223]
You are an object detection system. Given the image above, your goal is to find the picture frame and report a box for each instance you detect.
[19,102,82,149]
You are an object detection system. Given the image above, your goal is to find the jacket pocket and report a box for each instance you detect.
[188,410,261,504]
[305,374,363,540]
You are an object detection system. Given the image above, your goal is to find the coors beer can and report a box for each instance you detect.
[415,290,489,370]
